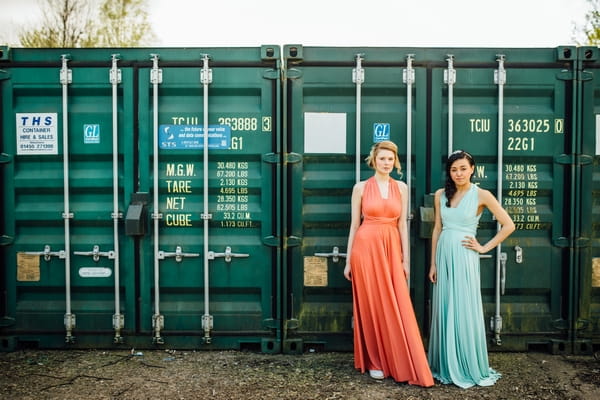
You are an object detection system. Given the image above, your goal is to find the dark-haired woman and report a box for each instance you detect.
[428,150,515,388]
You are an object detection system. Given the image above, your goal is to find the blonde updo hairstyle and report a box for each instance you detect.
[365,140,402,174]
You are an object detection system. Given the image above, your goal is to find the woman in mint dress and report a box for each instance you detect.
[428,150,515,388]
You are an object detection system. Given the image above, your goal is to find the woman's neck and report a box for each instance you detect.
[455,182,471,192]
[374,172,389,182]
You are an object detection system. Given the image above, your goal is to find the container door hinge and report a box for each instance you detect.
[553,237,590,248]
[263,69,279,80]
[285,236,302,248]
[0,69,9,81]
[580,71,594,81]
[555,153,593,166]
[285,68,303,80]
[262,318,279,329]
[262,153,280,164]
[0,153,12,164]
[262,235,280,247]
[285,152,302,164]
[556,70,574,81]
[0,235,14,246]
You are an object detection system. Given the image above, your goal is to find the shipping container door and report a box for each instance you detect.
[578,46,600,353]
[282,46,429,353]
[0,49,136,349]
[426,47,577,351]
[137,47,281,351]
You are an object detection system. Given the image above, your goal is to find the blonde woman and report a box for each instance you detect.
[344,141,433,387]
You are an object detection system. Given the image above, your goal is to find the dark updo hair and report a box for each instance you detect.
[445,150,475,207]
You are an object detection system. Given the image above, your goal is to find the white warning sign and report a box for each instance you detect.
[16,113,58,155]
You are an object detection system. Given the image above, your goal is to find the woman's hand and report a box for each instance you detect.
[428,264,437,284]
[343,263,352,281]
[462,235,483,253]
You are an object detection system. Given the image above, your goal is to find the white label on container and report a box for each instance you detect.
[16,113,58,155]
[79,267,112,278]
[304,112,346,153]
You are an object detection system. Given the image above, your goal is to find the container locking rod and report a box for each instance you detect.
[60,54,75,344]
[201,53,213,344]
[352,54,364,184]
[208,246,249,263]
[150,53,164,344]
[314,246,347,263]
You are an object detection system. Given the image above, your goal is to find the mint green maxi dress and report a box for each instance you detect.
[427,183,501,388]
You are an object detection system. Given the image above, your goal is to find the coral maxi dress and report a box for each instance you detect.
[350,177,434,386]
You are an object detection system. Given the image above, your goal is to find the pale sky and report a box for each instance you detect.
[0,0,592,47]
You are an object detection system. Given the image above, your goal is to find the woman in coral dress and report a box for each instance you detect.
[343,141,433,387]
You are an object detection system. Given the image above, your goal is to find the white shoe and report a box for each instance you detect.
[369,370,384,380]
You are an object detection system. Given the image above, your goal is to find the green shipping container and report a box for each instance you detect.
[0,46,282,351]
[1,44,598,354]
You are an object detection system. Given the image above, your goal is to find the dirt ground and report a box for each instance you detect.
[0,349,598,400]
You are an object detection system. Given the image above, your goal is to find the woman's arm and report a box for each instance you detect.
[463,188,516,253]
[343,182,364,280]
[397,180,410,279]
[428,189,443,283]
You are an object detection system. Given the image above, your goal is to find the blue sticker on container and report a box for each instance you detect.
[84,124,100,144]
[159,125,231,149]
[373,123,390,142]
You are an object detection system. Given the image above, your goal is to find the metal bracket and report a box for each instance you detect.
[60,54,72,85]
[403,54,415,85]
[314,246,347,263]
[158,246,200,263]
[500,252,507,295]
[150,54,163,84]
[444,54,456,85]
[201,54,213,84]
[208,246,249,263]
[494,54,506,85]
[74,245,115,262]
[514,245,523,264]
[352,54,365,84]
[110,54,122,85]
[113,313,124,330]
[25,245,66,262]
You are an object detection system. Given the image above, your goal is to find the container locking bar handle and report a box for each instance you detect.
[314,246,347,263]
[150,54,164,344]
[110,54,124,343]
[60,54,76,343]
[74,245,115,262]
[158,246,200,263]
[200,54,214,344]
[208,246,249,263]
[444,55,456,154]
[492,54,507,346]
[352,54,364,184]
[24,245,66,261]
